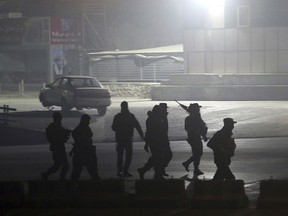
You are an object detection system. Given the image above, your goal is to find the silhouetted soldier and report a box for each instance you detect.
[159,103,172,176]
[112,101,144,177]
[137,110,154,180]
[140,105,166,180]
[137,103,172,179]
[41,111,70,180]
[182,103,208,177]
[207,118,237,180]
[70,114,100,180]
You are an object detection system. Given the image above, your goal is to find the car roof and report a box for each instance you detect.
[59,76,96,79]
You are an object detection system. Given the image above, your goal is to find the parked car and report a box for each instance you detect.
[39,76,111,115]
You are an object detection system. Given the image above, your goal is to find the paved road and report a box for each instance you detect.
[1,97,288,202]
[2,97,288,141]
[1,136,287,181]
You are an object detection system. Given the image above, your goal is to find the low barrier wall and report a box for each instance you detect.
[103,82,158,98]
[1,179,251,209]
[0,82,157,99]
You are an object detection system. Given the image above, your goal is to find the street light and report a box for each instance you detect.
[193,0,225,7]
[190,0,225,28]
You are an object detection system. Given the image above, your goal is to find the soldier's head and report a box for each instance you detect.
[159,103,169,115]
[223,118,237,130]
[187,103,201,114]
[52,111,62,122]
[80,114,91,126]
[152,105,161,116]
[121,101,129,112]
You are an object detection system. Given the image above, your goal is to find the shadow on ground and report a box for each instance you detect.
[0,125,46,146]
[9,110,84,118]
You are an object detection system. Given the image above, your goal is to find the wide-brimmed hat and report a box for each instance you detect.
[187,103,202,111]
[159,103,169,109]
[223,118,237,125]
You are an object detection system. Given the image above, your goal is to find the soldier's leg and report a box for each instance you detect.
[137,156,153,180]
[92,146,99,177]
[163,145,173,167]
[193,143,204,176]
[213,164,225,180]
[224,165,235,180]
[86,160,100,180]
[116,143,125,175]
[59,152,69,180]
[42,151,62,179]
[123,141,133,175]
[182,143,194,172]
[71,155,83,181]
[151,147,164,179]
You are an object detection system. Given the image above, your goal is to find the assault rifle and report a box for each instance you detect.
[175,100,189,112]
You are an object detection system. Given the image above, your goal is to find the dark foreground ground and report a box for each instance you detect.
[4,208,288,216]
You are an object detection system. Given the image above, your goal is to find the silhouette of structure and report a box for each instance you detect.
[111,101,144,177]
[70,114,100,180]
[207,118,237,180]
[182,103,208,177]
[41,111,70,180]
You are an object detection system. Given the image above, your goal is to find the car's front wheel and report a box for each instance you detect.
[98,107,107,116]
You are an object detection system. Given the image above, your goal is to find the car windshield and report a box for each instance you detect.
[51,78,62,87]
[70,78,102,88]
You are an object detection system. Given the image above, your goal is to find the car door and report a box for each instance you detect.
[45,78,67,105]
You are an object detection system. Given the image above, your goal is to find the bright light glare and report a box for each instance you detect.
[194,0,225,7]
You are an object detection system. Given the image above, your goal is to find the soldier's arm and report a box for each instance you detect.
[134,117,144,139]
[184,117,189,131]
[111,115,118,131]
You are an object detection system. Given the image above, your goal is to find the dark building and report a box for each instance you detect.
[0,0,183,83]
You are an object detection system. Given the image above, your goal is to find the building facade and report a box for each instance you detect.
[0,0,109,83]
[0,0,183,83]
[184,0,288,75]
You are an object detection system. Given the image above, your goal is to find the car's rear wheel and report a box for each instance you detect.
[98,107,107,116]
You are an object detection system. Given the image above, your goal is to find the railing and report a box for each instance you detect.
[0,104,17,125]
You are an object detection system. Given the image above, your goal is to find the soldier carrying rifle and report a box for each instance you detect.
[176,101,208,177]
[175,100,189,113]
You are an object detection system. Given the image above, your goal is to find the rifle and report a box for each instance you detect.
[175,100,189,112]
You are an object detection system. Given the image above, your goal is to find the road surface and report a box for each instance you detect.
[1,97,288,202]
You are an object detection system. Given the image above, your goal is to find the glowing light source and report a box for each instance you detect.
[194,0,225,7]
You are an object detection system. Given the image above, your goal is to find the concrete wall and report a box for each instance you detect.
[103,82,158,98]
[164,74,288,86]
[184,27,288,74]
[151,85,288,101]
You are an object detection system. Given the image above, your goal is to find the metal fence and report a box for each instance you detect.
[0,81,43,96]
[90,58,184,82]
